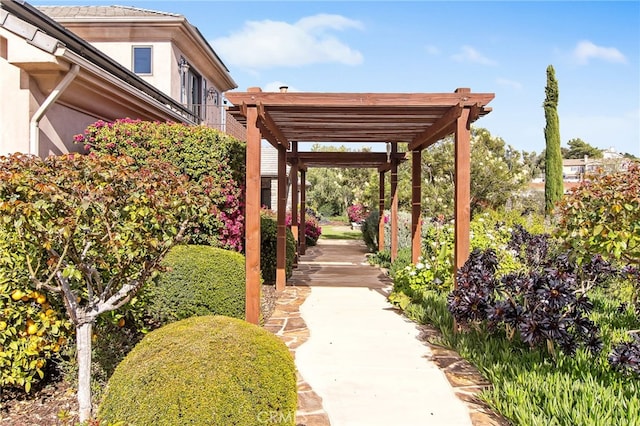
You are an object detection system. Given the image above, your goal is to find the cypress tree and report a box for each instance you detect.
[544,65,563,215]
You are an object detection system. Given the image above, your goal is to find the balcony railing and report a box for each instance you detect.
[183,104,247,141]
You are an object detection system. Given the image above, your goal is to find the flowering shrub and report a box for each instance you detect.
[347,203,367,223]
[285,212,322,246]
[75,118,245,251]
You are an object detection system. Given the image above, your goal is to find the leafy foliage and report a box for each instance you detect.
[260,210,296,284]
[142,245,245,326]
[306,144,374,217]
[398,283,640,425]
[76,118,245,251]
[448,226,617,357]
[0,277,71,392]
[556,161,640,266]
[563,138,603,159]
[608,334,640,377]
[544,64,563,214]
[98,316,297,426]
[0,152,207,417]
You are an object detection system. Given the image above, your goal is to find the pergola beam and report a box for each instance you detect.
[258,103,290,150]
[287,152,406,169]
[408,104,463,151]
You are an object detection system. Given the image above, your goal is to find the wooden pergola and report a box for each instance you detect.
[225,88,494,324]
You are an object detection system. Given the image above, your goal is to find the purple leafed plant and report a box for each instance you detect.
[448,227,616,357]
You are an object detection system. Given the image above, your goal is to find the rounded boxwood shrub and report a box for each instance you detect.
[98,315,297,425]
[261,213,296,284]
[143,245,245,325]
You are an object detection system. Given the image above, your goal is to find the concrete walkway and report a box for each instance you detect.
[264,237,507,426]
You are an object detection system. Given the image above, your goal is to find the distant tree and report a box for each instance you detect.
[543,65,563,215]
[564,138,603,159]
[371,128,528,220]
[521,150,543,179]
[306,144,374,217]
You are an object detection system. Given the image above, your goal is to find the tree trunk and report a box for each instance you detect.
[76,321,93,422]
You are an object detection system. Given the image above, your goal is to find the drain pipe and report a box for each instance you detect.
[29,64,80,156]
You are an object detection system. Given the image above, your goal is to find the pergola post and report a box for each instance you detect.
[290,142,299,265]
[300,169,307,255]
[411,150,422,264]
[378,171,385,252]
[454,106,472,288]
[244,104,261,325]
[276,144,287,291]
[390,143,399,261]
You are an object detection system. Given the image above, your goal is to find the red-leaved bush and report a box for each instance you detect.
[75,119,245,251]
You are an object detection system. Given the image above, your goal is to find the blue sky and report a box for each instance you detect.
[34,1,640,156]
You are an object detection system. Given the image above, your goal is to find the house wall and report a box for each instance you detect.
[38,102,99,156]
[0,43,31,155]
[89,41,173,96]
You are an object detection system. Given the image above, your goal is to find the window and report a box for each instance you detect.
[180,57,204,118]
[132,46,152,74]
[261,178,272,209]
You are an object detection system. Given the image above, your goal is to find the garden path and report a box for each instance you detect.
[264,237,508,426]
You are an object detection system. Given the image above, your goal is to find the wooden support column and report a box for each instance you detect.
[300,169,307,255]
[378,171,385,252]
[290,142,299,265]
[244,104,261,324]
[454,106,472,288]
[276,144,287,291]
[411,150,422,264]
[390,143,399,261]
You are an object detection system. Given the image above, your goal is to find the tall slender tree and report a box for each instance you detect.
[544,65,563,214]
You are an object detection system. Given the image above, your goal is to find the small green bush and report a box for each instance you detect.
[261,212,296,284]
[142,245,246,324]
[98,315,297,426]
[361,210,379,251]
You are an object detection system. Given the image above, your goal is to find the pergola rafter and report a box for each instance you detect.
[225,87,494,324]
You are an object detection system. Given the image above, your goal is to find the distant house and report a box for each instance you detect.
[562,149,628,181]
[0,1,242,157]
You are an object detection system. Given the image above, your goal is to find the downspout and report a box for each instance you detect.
[29,64,80,155]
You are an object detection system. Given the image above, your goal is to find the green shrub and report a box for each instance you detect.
[361,210,379,251]
[261,212,296,284]
[98,316,297,426]
[143,245,245,325]
[77,119,246,250]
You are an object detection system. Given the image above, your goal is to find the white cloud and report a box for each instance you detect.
[451,45,497,66]
[572,40,627,65]
[424,44,440,55]
[496,78,522,90]
[211,14,364,70]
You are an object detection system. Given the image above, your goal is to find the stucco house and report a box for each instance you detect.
[0,1,241,157]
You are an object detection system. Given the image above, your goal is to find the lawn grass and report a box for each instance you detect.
[320,224,363,240]
[404,290,640,425]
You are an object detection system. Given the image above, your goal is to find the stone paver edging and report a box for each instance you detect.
[263,285,331,426]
